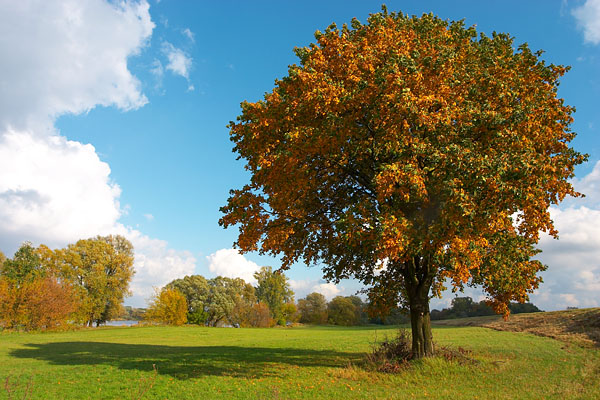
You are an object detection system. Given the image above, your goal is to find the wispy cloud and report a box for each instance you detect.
[162,42,192,79]
[572,0,600,44]
[182,27,195,42]
[150,59,164,78]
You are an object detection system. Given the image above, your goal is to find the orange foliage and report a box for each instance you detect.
[220,8,585,323]
[247,302,274,328]
[0,277,78,330]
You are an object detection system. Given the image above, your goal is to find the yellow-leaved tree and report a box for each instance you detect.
[146,287,188,326]
[55,235,135,327]
[220,8,586,358]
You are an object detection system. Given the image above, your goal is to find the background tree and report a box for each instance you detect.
[58,235,135,326]
[280,301,298,323]
[254,266,294,325]
[166,275,211,324]
[429,296,542,320]
[297,292,328,324]
[347,295,369,325]
[13,277,78,330]
[119,306,147,321]
[204,276,253,327]
[246,302,274,327]
[1,242,45,285]
[0,250,5,273]
[145,287,188,326]
[165,275,258,326]
[229,278,258,327]
[220,8,585,357]
[0,243,78,330]
[327,296,358,326]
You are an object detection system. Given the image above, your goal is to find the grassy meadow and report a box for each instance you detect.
[1,321,599,399]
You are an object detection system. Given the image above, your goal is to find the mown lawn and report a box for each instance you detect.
[0,324,598,399]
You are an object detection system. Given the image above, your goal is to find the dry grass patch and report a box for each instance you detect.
[433,307,600,347]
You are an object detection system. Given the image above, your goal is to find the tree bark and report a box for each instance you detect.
[403,256,435,359]
[408,291,434,358]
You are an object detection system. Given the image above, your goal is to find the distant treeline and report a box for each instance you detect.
[430,296,542,321]
[146,270,409,327]
[119,306,146,321]
[1,237,543,332]
[145,274,544,328]
[146,267,295,327]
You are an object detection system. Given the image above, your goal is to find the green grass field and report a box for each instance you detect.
[1,324,599,399]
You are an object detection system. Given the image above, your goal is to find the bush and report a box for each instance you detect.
[366,329,412,372]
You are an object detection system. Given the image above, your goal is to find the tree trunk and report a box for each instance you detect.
[408,291,434,358]
[403,256,435,359]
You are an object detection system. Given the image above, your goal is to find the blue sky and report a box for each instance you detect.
[1,0,599,310]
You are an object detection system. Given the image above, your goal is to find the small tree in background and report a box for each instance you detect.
[1,242,45,285]
[254,266,294,325]
[281,301,298,323]
[247,302,274,327]
[146,288,188,326]
[297,292,328,324]
[167,275,210,324]
[328,296,358,326]
[15,277,79,330]
[347,295,369,325]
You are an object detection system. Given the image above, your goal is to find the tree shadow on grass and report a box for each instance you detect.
[10,342,362,380]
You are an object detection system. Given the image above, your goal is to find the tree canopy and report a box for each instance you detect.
[146,287,188,326]
[297,292,328,324]
[328,296,359,326]
[220,8,585,357]
[1,242,45,285]
[56,235,135,326]
[0,242,78,330]
[167,275,211,324]
[254,266,294,324]
[0,250,6,273]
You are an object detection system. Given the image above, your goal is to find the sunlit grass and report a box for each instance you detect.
[1,324,598,399]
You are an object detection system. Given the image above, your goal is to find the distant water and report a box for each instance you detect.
[104,320,139,327]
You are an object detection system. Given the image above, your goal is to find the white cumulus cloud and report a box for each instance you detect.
[572,0,600,44]
[570,160,600,208]
[0,0,154,134]
[0,130,121,250]
[0,0,196,308]
[531,205,600,310]
[206,248,261,284]
[289,279,344,301]
[126,231,196,305]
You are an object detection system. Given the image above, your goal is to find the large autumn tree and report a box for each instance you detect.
[220,9,585,358]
